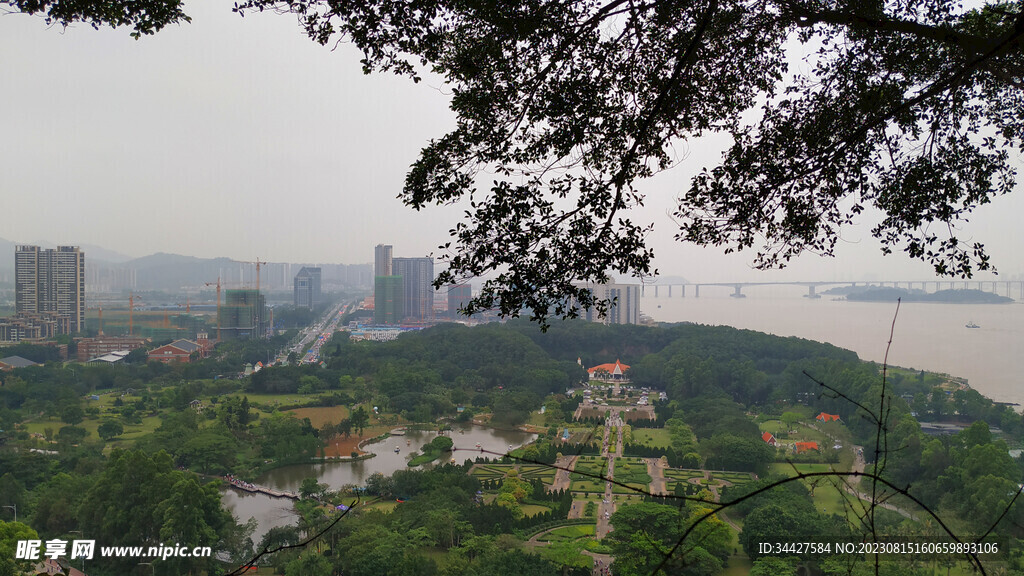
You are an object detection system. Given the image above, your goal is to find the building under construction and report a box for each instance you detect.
[219,289,267,339]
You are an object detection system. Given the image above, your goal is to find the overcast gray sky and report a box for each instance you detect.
[2,1,1022,283]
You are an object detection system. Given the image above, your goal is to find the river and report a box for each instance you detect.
[221,423,536,541]
[643,285,1024,406]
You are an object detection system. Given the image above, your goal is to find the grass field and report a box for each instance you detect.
[470,465,511,481]
[287,406,350,428]
[768,463,873,519]
[769,462,835,476]
[520,465,556,483]
[713,472,754,485]
[664,469,705,481]
[721,555,753,576]
[22,413,162,441]
[570,480,605,493]
[761,420,830,446]
[632,428,673,449]
[220,392,323,407]
[572,456,607,477]
[363,500,399,513]
[537,524,595,542]
[614,466,652,485]
[611,482,649,495]
[520,504,553,517]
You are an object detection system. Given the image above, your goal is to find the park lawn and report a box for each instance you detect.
[769,462,835,476]
[520,504,553,517]
[762,420,830,445]
[109,416,163,442]
[632,428,673,449]
[571,480,605,492]
[537,524,595,542]
[479,464,516,475]
[521,470,556,484]
[712,472,754,485]
[287,405,350,428]
[363,501,398,513]
[721,555,753,576]
[614,469,652,484]
[611,483,650,495]
[573,457,607,477]
[664,469,704,481]
[770,463,874,521]
[759,419,790,435]
[526,411,548,427]
[793,423,830,443]
[808,481,874,519]
[82,391,126,410]
[220,391,331,408]
[470,469,504,481]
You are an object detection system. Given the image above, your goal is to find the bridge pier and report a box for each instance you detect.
[731,285,744,298]
[695,285,700,298]
[807,285,817,298]
[668,285,672,297]
[681,284,685,297]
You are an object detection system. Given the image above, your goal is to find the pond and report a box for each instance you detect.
[222,422,537,541]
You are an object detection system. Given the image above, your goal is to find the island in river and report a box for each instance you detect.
[824,287,1014,304]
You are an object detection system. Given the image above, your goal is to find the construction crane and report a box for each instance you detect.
[85,306,105,336]
[204,278,222,341]
[129,292,139,336]
[231,258,265,294]
[174,297,191,314]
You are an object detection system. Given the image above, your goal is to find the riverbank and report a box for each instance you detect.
[321,426,392,458]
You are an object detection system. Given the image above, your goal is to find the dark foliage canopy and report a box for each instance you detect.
[5,0,189,37]
[11,0,1024,324]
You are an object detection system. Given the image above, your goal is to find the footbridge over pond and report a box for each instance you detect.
[641,280,1024,299]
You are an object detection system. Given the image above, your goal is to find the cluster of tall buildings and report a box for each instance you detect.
[0,242,641,343]
[1,246,86,341]
[369,244,641,326]
[373,244,435,324]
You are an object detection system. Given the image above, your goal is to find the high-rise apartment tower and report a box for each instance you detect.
[393,257,435,321]
[15,245,86,333]
[374,244,393,277]
[575,280,641,325]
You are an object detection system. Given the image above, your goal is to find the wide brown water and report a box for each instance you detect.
[644,286,1024,406]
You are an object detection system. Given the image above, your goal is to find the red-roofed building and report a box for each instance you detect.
[761,431,777,446]
[587,359,630,381]
[794,441,819,453]
[148,339,202,363]
[816,413,841,423]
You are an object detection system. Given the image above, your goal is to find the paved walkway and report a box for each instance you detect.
[646,458,667,495]
[596,412,624,539]
[549,455,578,493]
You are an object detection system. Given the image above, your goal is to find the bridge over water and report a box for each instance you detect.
[641,280,1024,299]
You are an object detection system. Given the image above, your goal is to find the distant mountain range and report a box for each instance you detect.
[0,237,134,270]
[0,238,372,291]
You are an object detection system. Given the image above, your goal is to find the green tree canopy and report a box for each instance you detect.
[0,520,39,576]
[230,0,1023,324]
[13,0,1022,323]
